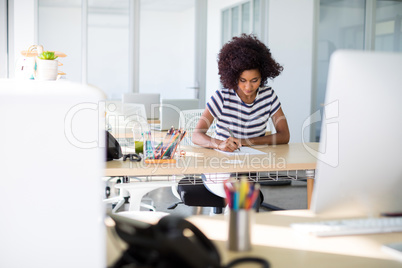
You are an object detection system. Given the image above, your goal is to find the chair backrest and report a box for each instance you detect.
[106,101,149,140]
[122,93,160,120]
[159,99,199,130]
[179,109,216,146]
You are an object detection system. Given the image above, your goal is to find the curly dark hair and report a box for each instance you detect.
[218,34,283,90]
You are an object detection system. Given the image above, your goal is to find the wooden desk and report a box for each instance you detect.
[187,210,402,267]
[107,210,402,267]
[105,143,318,177]
[105,143,319,208]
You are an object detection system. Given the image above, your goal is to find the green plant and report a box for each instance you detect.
[38,51,58,60]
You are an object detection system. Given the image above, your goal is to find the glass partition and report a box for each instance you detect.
[314,0,366,141]
[221,0,263,44]
[375,0,402,52]
[222,9,230,44]
[313,0,402,141]
[242,2,251,34]
[253,0,261,37]
[231,6,240,37]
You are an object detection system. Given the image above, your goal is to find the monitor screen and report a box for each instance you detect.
[310,50,402,218]
[123,93,160,120]
[159,99,199,130]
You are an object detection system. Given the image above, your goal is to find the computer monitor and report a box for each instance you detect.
[310,50,402,218]
[122,93,160,120]
[0,80,106,267]
[157,99,199,131]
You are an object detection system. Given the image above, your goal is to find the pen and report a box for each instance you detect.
[224,179,260,210]
[226,127,240,151]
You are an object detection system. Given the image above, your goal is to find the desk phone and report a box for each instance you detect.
[109,213,270,268]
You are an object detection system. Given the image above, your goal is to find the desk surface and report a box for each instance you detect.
[105,143,319,177]
[187,210,402,268]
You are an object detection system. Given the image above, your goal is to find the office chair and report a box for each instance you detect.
[178,109,216,145]
[105,101,149,142]
[170,176,227,214]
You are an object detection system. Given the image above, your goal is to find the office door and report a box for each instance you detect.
[139,0,198,100]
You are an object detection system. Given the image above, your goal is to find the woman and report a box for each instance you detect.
[193,34,290,152]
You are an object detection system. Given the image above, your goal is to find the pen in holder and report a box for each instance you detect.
[224,178,260,251]
[143,128,186,164]
[143,131,155,160]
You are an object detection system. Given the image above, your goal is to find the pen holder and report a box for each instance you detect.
[228,209,253,251]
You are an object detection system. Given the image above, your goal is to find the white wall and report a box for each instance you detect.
[267,0,315,143]
[206,0,316,143]
[139,8,195,99]
[11,0,36,78]
[206,0,241,105]
[39,7,82,83]
[88,12,129,99]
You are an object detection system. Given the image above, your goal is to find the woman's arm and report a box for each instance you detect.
[192,108,240,152]
[240,107,290,146]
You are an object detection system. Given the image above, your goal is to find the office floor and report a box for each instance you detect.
[105,179,308,217]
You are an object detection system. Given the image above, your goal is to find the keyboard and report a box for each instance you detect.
[290,217,402,237]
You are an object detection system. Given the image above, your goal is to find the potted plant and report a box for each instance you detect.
[35,51,59,81]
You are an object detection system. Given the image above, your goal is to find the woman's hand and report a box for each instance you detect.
[217,137,241,152]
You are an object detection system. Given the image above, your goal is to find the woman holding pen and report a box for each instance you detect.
[192,34,290,152]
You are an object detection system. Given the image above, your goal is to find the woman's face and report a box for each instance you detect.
[237,69,261,98]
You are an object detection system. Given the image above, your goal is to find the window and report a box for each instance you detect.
[313,0,402,141]
[221,0,263,44]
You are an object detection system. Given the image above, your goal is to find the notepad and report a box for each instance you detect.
[215,146,266,156]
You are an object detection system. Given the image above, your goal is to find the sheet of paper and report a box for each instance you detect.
[214,146,266,156]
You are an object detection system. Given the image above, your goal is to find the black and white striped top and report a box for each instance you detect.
[207,87,281,141]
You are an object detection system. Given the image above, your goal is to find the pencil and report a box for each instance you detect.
[225,127,240,151]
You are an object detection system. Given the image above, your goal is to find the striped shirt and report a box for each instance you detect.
[207,87,281,141]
